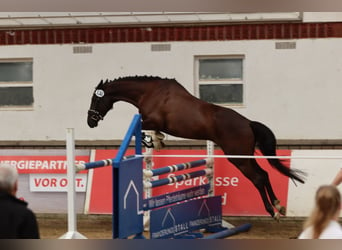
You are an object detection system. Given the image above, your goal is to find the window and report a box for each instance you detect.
[196,56,244,105]
[0,59,33,108]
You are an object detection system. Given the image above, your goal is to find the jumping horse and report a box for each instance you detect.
[87,76,305,220]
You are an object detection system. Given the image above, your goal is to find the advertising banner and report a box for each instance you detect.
[0,150,90,213]
[86,149,291,216]
[0,155,88,174]
[29,173,87,192]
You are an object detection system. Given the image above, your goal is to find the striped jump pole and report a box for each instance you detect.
[75,155,136,172]
[143,168,213,189]
[76,158,113,172]
[143,158,212,178]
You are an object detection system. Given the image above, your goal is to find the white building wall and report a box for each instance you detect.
[0,37,341,141]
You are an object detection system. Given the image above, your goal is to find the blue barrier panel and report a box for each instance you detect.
[143,184,210,210]
[150,196,222,239]
[113,157,144,238]
[112,114,143,238]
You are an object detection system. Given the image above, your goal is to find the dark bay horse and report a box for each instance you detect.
[87,76,305,220]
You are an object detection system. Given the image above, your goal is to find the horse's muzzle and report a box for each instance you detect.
[87,109,103,128]
[87,118,98,128]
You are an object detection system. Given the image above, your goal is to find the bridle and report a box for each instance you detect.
[88,109,103,122]
[88,88,105,122]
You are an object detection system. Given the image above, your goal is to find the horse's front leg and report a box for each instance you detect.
[151,131,165,150]
[142,132,154,148]
[141,117,165,149]
[142,130,165,150]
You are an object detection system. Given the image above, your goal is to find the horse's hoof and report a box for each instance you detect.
[279,206,286,215]
[273,212,280,221]
[142,134,154,148]
[273,200,286,215]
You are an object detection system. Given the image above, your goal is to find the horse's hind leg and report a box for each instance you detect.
[241,159,286,216]
[250,159,286,218]
[263,174,286,215]
[229,158,277,219]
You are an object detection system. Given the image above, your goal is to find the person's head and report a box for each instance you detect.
[0,163,18,196]
[315,185,341,218]
[304,185,341,238]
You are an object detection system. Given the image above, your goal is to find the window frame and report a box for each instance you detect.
[194,55,245,107]
[0,58,34,110]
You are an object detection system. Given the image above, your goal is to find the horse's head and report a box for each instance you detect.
[87,80,114,128]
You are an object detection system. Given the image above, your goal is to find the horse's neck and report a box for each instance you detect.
[108,81,148,107]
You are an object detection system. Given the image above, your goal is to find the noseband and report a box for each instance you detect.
[88,109,103,122]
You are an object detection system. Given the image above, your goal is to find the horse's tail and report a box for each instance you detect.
[250,121,306,184]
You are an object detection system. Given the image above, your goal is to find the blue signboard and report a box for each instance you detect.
[116,157,144,238]
[150,196,222,239]
[143,184,210,210]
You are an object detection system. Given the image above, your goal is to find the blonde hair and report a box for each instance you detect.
[303,185,341,239]
[0,163,18,194]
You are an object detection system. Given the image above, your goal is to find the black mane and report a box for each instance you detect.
[96,76,175,89]
[114,76,172,82]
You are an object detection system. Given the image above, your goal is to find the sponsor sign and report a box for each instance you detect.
[86,149,290,216]
[150,196,222,239]
[143,184,210,210]
[0,154,90,193]
[29,173,87,192]
[0,155,89,174]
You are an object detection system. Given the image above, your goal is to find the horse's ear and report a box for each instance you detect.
[105,79,109,84]
[95,80,103,89]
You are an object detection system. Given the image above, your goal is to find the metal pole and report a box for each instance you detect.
[59,128,87,239]
[66,128,76,233]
